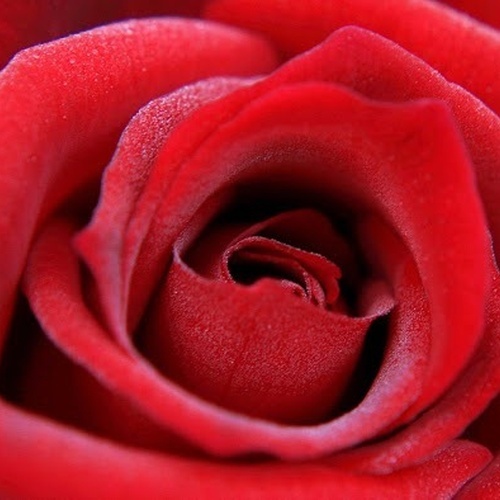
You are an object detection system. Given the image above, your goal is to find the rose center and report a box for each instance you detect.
[138,206,392,424]
[225,236,342,309]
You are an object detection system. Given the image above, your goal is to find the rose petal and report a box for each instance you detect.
[437,0,500,29]
[75,77,251,350]
[205,0,500,112]
[264,27,500,259]
[23,218,391,459]
[136,82,489,413]
[0,309,194,455]
[329,273,500,473]
[92,26,500,340]
[0,402,491,498]
[77,29,500,359]
[0,0,207,68]
[141,250,389,424]
[34,85,490,460]
[0,18,277,346]
[354,215,432,428]
[456,453,500,499]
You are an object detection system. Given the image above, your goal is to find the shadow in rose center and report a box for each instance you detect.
[136,177,394,427]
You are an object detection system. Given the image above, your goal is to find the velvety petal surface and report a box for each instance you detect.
[0,18,276,345]
[205,0,500,113]
[329,274,500,473]
[437,0,500,28]
[64,78,490,459]
[0,0,207,68]
[456,453,500,499]
[0,403,491,499]
[1,4,498,498]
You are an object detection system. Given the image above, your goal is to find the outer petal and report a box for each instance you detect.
[75,77,251,350]
[0,18,276,344]
[437,0,500,29]
[0,403,491,499]
[329,274,500,473]
[0,0,207,68]
[205,0,500,113]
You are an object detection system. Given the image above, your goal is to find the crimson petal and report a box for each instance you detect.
[64,82,490,458]
[205,0,500,112]
[0,402,491,498]
[0,18,276,345]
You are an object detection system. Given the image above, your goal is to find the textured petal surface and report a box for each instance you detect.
[43,80,490,459]
[0,403,491,499]
[456,453,500,499]
[75,77,250,350]
[205,0,500,113]
[438,0,500,28]
[1,3,498,498]
[329,274,500,473]
[0,0,207,68]
[0,18,277,345]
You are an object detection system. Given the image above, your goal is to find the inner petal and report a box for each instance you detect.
[137,205,392,425]
[183,207,359,313]
[140,252,392,424]
[224,236,341,309]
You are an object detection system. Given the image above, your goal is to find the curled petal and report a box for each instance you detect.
[205,0,500,113]
[437,0,500,29]
[0,0,207,68]
[0,402,491,498]
[51,83,490,459]
[0,18,276,342]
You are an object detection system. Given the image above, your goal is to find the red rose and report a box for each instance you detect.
[0,1,499,498]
